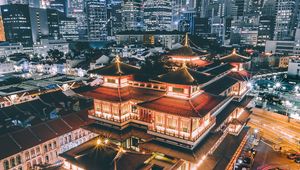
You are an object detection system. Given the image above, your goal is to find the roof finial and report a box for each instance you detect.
[115,54,121,63]
[232,48,237,54]
[181,61,187,68]
[184,32,189,47]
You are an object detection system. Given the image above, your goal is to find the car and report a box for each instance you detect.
[287,153,300,159]
[295,157,300,163]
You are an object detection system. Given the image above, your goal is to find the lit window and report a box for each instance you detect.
[172,87,184,93]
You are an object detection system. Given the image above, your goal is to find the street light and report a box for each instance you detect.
[275,82,281,88]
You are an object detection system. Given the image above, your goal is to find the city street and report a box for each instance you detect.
[248,109,300,152]
[252,141,300,170]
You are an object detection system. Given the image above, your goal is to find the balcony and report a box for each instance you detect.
[148,117,216,146]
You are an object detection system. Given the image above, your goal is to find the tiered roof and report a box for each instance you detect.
[220,49,251,63]
[81,86,165,103]
[153,63,214,85]
[137,93,226,118]
[88,55,140,76]
[167,33,208,58]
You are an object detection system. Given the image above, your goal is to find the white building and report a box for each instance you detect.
[0,62,15,74]
[0,43,24,57]
[33,39,69,58]
[0,111,97,170]
[287,57,300,78]
[265,40,300,55]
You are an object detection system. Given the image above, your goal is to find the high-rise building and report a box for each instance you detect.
[29,8,49,43]
[1,4,33,47]
[59,16,79,40]
[107,1,122,37]
[144,0,172,31]
[257,16,275,46]
[49,0,67,14]
[47,8,63,40]
[234,0,248,16]
[274,0,299,40]
[122,0,143,31]
[85,0,107,41]
[67,0,87,39]
[261,0,276,16]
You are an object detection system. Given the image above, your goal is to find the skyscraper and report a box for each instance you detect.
[30,8,49,43]
[274,0,299,40]
[122,0,143,31]
[144,0,172,31]
[49,0,67,14]
[47,8,62,40]
[1,4,33,47]
[85,0,107,41]
[67,0,87,39]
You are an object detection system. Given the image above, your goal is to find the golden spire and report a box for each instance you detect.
[115,54,123,74]
[184,32,189,47]
[232,48,237,55]
[115,54,121,63]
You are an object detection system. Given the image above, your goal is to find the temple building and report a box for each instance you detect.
[166,33,210,67]
[219,48,251,71]
[82,50,252,151]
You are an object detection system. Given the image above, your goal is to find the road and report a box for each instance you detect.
[252,141,300,170]
[248,110,300,152]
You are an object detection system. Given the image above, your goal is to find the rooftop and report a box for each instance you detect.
[137,93,226,118]
[0,110,92,160]
[88,56,140,76]
[60,138,151,170]
[220,49,250,63]
[153,64,214,86]
[81,86,165,103]
[203,76,238,95]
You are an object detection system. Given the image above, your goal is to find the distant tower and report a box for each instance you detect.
[85,0,107,41]
[122,0,143,31]
[274,0,299,40]
[144,0,172,31]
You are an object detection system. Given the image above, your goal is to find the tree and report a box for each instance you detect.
[47,49,64,62]
[140,53,175,78]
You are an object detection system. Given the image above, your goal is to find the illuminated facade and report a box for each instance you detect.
[166,33,210,66]
[83,54,251,148]
[219,48,251,71]
[144,0,172,31]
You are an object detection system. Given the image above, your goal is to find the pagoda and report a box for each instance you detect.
[83,55,251,148]
[167,33,210,67]
[220,48,251,71]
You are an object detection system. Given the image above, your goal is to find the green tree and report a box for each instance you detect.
[141,53,175,78]
[47,49,64,62]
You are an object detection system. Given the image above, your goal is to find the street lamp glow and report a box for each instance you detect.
[247,82,252,88]
[275,82,281,88]
[97,139,101,145]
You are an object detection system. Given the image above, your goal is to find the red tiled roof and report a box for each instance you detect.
[0,110,91,160]
[153,66,214,85]
[138,93,226,118]
[81,86,165,103]
[220,49,250,63]
[88,57,140,76]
